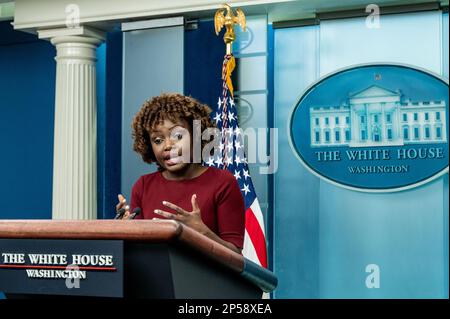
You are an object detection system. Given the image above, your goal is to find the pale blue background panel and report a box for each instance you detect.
[274,25,320,298]
[121,26,184,200]
[274,11,448,298]
[319,178,446,298]
[319,11,442,76]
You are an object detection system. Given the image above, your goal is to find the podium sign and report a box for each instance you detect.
[0,220,277,299]
[0,239,123,298]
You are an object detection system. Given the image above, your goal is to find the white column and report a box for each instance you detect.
[395,103,402,142]
[40,28,104,220]
[350,107,357,142]
[366,104,371,142]
[381,103,386,141]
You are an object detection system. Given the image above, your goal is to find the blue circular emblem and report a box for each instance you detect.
[289,64,449,192]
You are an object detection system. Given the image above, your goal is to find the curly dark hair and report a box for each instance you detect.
[132,93,217,166]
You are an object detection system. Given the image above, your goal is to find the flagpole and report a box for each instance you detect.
[213,5,269,280]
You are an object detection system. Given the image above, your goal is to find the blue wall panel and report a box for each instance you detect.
[97,31,123,219]
[0,22,55,219]
[184,20,223,111]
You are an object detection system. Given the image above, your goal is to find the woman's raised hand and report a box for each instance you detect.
[115,194,131,219]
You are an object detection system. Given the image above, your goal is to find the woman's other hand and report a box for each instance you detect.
[115,194,131,219]
[155,194,207,234]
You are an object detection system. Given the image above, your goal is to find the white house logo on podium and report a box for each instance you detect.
[289,64,449,192]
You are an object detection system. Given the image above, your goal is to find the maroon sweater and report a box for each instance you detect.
[130,167,245,249]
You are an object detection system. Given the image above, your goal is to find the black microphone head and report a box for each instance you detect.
[132,207,142,216]
[114,208,126,219]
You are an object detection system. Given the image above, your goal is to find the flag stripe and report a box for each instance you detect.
[245,207,268,268]
[250,198,266,236]
[243,229,260,264]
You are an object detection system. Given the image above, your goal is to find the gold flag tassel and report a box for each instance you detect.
[224,55,236,96]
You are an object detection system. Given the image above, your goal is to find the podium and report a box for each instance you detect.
[0,220,277,299]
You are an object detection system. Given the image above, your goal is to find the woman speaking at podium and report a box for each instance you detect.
[115,93,245,254]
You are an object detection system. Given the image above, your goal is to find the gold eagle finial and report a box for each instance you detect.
[214,4,246,55]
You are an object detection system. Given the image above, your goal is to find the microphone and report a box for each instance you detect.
[128,207,142,220]
[114,207,127,220]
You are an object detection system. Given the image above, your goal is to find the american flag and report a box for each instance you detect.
[206,54,268,268]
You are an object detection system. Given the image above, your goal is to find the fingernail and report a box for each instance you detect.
[154,209,159,214]
[162,201,167,205]
[125,205,129,210]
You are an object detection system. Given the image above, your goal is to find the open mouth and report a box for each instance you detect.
[165,157,183,166]
[162,152,183,166]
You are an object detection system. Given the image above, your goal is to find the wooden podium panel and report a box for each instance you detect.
[0,220,277,299]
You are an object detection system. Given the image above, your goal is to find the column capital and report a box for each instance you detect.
[40,26,105,63]
[37,25,106,42]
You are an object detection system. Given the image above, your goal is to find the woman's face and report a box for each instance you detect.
[149,118,192,173]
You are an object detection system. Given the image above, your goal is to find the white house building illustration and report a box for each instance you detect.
[309,85,447,147]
